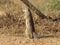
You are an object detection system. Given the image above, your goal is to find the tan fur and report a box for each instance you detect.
[23,7,33,38]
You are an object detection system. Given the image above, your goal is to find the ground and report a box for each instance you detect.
[0,0,60,45]
[0,35,60,45]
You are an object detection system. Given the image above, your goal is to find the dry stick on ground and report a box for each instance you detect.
[21,0,60,21]
[21,0,52,19]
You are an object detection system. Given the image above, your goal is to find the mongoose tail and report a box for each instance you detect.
[33,32,57,39]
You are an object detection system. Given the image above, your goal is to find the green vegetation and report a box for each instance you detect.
[48,0,60,11]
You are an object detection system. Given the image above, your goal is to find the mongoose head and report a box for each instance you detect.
[23,7,30,19]
[23,7,30,14]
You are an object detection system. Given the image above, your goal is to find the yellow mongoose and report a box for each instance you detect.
[23,7,41,39]
[23,7,34,38]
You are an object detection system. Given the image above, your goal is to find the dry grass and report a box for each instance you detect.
[0,0,60,36]
[0,0,60,45]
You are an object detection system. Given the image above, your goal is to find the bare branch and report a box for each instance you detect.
[21,0,52,19]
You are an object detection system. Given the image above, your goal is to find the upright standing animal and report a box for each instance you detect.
[23,7,34,38]
[23,7,41,39]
